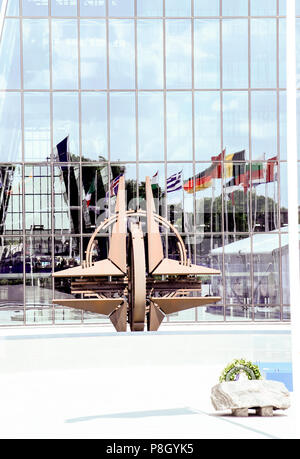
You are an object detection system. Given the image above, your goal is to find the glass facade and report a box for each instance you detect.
[0,0,297,326]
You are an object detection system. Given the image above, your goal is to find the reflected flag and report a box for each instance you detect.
[53,136,69,171]
[166,171,182,193]
[106,174,123,199]
[151,171,159,190]
[266,156,278,183]
[85,179,96,208]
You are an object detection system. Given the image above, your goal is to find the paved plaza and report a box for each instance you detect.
[0,323,298,439]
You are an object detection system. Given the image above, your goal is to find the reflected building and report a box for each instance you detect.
[0,0,298,326]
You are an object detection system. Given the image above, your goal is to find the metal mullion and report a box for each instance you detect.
[277,0,284,320]
[49,0,55,325]
[134,0,139,206]
[191,0,197,323]
[248,0,255,322]
[18,0,27,324]
[76,0,84,324]
[106,0,111,219]
[220,1,226,322]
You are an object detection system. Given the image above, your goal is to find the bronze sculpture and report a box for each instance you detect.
[53,176,221,332]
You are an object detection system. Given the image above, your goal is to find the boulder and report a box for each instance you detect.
[211,380,291,416]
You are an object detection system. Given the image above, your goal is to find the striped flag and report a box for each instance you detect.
[106,174,123,199]
[166,171,182,193]
[85,179,96,207]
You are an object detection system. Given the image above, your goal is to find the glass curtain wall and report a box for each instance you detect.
[0,0,295,325]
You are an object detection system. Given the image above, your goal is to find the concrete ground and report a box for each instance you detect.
[0,323,298,439]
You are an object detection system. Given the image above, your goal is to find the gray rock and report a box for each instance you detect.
[211,380,291,416]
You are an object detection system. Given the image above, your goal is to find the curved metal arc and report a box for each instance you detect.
[85,210,187,268]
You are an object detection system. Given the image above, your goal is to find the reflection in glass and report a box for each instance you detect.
[167,163,193,234]
[279,19,286,88]
[138,92,164,161]
[23,19,50,90]
[194,20,219,89]
[222,19,248,89]
[279,162,288,228]
[138,164,165,216]
[279,0,286,15]
[82,165,109,232]
[6,1,19,15]
[52,19,78,89]
[195,92,221,160]
[165,0,191,17]
[137,0,162,16]
[280,91,287,160]
[251,0,277,16]
[166,92,192,160]
[108,0,134,16]
[251,19,277,88]
[251,165,279,233]
[0,19,20,89]
[51,0,77,16]
[223,91,249,157]
[251,91,277,161]
[0,92,22,162]
[25,165,52,232]
[80,19,107,89]
[223,234,252,320]
[24,92,51,162]
[53,93,79,158]
[81,92,107,162]
[194,0,219,16]
[137,20,163,89]
[166,20,191,89]
[0,164,23,234]
[222,0,248,16]
[54,163,81,234]
[0,238,23,311]
[80,0,105,16]
[22,0,49,16]
[110,92,136,161]
[109,20,135,89]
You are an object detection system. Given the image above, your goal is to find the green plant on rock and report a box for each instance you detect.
[219,358,262,383]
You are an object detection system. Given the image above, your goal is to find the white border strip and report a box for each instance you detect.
[286,0,300,436]
[0,0,8,44]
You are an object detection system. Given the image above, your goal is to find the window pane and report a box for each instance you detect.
[52,19,78,89]
[251,91,277,161]
[24,92,50,161]
[22,0,49,15]
[222,19,248,89]
[6,1,19,15]
[80,0,105,16]
[51,0,77,16]
[297,19,300,87]
[109,19,135,89]
[82,164,109,231]
[279,0,286,15]
[165,0,191,17]
[166,20,191,89]
[194,19,219,89]
[167,163,193,233]
[223,92,249,157]
[279,91,287,160]
[0,166,23,233]
[195,92,221,160]
[251,0,277,16]
[108,0,134,16]
[0,19,20,89]
[138,92,164,161]
[137,20,163,89]
[110,93,136,161]
[137,0,162,16]
[53,93,79,158]
[251,164,279,232]
[251,19,277,88]
[53,164,81,233]
[279,19,286,88]
[0,238,23,311]
[25,164,52,232]
[80,19,107,89]
[167,92,192,160]
[81,92,107,162]
[222,0,248,16]
[23,19,50,90]
[194,0,219,16]
[0,92,22,161]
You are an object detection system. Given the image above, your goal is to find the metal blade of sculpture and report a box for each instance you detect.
[53,176,221,332]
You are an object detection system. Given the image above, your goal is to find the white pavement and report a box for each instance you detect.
[0,323,298,439]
